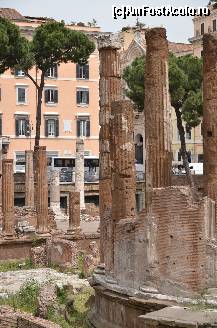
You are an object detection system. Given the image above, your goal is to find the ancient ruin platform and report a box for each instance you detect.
[139,306,217,327]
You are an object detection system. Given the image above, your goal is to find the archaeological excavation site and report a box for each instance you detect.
[2,17,217,328]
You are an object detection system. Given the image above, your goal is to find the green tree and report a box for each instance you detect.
[0,18,95,147]
[123,54,203,189]
[209,1,217,9]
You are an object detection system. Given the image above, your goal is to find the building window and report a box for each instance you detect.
[76,64,89,79]
[17,87,27,104]
[45,89,58,104]
[15,116,29,137]
[15,70,25,77]
[198,154,204,163]
[201,23,205,35]
[213,19,216,32]
[76,88,89,105]
[45,116,59,137]
[45,65,58,78]
[15,152,26,172]
[185,126,191,140]
[77,117,90,137]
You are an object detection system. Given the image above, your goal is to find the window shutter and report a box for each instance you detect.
[86,91,89,104]
[45,119,48,137]
[15,119,19,137]
[77,120,80,137]
[0,116,2,136]
[86,120,90,137]
[25,119,30,137]
[77,91,80,104]
[54,90,58,103]
[45,90,49,103]
[54,65,58,78]
[85,65,89,79]
[76,64,80,79]
[55,119,59,137]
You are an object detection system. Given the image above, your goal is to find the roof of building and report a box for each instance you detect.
[169,42,193,54]
[0,8,25,20]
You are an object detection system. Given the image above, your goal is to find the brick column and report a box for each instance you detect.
[75,139,85,210]
[144,28,172,208]
[66,191,81,236]
[97,34,122,265]
[25,150,34,208]
[35,146,49,234]
[203,33,217,232]
[110,100,136,222]
[2,159,15,238]
[50,168,60,211]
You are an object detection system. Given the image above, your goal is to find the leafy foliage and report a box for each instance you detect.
[122,53,203,128]
[0,259,33,272]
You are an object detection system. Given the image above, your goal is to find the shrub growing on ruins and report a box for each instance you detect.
[0,18,95,148]
[123,54,203,186]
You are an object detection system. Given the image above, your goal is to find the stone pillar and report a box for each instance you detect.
[0,138,3,207]
[110,100,136,222]
[97,34,122,265]
[2,159,15,238]
[25,150,34,207]
[75,139,85,210]
[50,168,60,211]
[203,33,217,232]
[144,28,172,209]
[67,191,81,236]
[35,146,49,235]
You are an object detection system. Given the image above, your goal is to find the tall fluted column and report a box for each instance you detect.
[75,139,85,210]
[67,191,81,236]
[203,33,217,232]
[144,28,172,209]
[50,168,60,211]
[35,146,49,234]
[25,150,34,208]
[2,159,15,238]
[97,34,122,266]
[110,100,136,222]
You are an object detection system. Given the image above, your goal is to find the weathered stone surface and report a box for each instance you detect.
[75,139,85,210]
[110,100,136,222]
[35,147,49,234]
[30,246,47,268]
[2,159,15,238]
[36,283,58,319]
[67,191,81,236]
[49,169,60,212]
[98,33,122,265]
[25,150,34,208]
[144,28,172,208]
[203,33,217,231]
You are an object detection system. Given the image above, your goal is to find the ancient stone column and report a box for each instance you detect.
[203,33,217,231]
[110,100,136,222]
[0,138,3,207]
[2,159,15,238]
[97,34,122,265]
[75,139,85,210]
[25,150,34,207]
[50,168,60,211]
[35,146,49,234]
[144,28,172,208]
[67,191,81,236]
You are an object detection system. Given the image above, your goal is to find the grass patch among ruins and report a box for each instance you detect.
[0,279,93,328]
[0,259,33,272]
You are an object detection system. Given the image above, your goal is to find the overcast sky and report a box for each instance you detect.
[0,0,209,42]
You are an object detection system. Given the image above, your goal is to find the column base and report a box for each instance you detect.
[94,263,105,275]
[65,227,82,239]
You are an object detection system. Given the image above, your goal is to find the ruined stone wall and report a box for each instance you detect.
[144,28,172,207]
[150,186,207,294]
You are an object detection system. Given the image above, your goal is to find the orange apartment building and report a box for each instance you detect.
[0,9,100,170]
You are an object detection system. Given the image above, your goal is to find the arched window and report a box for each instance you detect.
[135,134,143,164]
